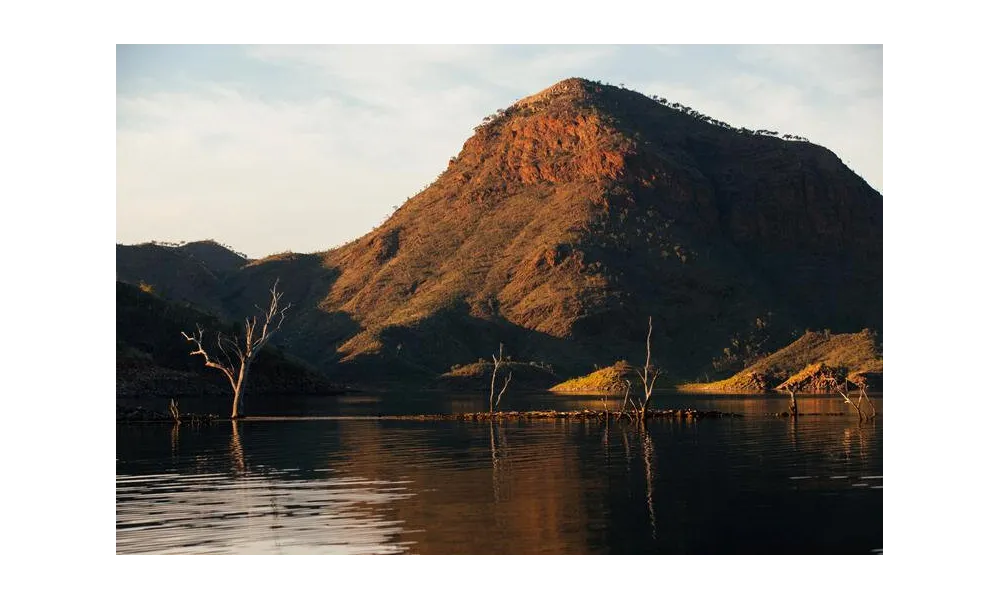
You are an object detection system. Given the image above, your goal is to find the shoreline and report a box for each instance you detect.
[116,407,870,424]
[117,407,739,423]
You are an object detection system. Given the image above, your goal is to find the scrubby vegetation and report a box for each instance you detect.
[550,360,632,394]
[681,330,882,393]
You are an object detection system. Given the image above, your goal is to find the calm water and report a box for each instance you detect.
[116,394,882,554]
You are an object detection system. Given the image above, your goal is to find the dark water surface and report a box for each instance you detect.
[116,394,882,554]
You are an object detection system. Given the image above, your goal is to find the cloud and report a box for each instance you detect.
[117,45,882,257]
[736,44,882,98]
[632,46,882,191]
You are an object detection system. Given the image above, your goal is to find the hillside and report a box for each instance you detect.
[680,330,883,393]
[116,281,338,398]
[116,240,248,319]
[549,361,632,394]
[436,361,560,392]
[119,77,882,387]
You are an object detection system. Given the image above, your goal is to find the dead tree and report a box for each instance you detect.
[860,383,877,419]
[822,375,876,422]
[632,316,662,421]
[840,387,866,421]
[181,280,290,419]
[838,382,876,422]
[488,343,513,415]
[618,380,637,422]
[776,383,798,416]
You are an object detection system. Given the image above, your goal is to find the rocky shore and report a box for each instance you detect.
[305,409,742,422]
[116,406,743,423]
[116,404,220,424]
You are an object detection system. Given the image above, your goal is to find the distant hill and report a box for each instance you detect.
[118,77,881,388]
[116,240,248,319]
[436,360,560,392]
[549,361,632,394]
[679,330,883,393]
[116,281,338,398]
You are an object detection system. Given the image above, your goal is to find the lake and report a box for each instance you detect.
[116,393,882,554]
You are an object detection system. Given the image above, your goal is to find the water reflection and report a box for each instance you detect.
[118,411,882,554]
[117,391,882,419]
[230,420,246,475]
[640,428,657,539]
[170,422,179,459]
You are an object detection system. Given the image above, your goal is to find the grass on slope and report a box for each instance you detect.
[549,360,633,394]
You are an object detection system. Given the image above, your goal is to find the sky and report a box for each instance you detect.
[117,44,882,258]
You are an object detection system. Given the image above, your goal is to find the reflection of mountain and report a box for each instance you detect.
[117,415,882,554]
[117,419,599,554]
[332,420,595,554]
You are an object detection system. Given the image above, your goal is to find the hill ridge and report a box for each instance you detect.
[119,78,882,386]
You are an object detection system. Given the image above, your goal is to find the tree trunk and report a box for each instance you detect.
[231,384,245,419]
[231,364,248,419]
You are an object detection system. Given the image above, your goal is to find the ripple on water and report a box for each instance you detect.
[116,471,415,554]
[117,415,881,554]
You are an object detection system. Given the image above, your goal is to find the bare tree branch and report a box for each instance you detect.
[495,371,513,411]
[488,343,512,415]
[181,279,291,419]
[631,316,663,420]
[618,380,634,421]
[182,326,237,391]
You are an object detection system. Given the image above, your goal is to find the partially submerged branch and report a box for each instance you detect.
[821,375,876,422]
[495,371,513,410]
[488,343,513,415]
[631,316,663,421]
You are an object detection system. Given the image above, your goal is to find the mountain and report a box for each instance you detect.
[119,78,882,387]
[116,240,248,320]
[116,281,338,398]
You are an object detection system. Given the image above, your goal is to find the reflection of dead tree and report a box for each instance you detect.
[632,317,663,422]
[230,420,246,475]
[621,426,632,475]
[182,280,290,419]
[170,422,180,458]
[488,344,513,415]
[788,415,799,451]
[641,429,657,539]
[489,421,509,505]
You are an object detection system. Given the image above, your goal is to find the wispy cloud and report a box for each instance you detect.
[117,45,881,257]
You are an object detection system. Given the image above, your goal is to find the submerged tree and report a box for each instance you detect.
[488,343,513,415]
[181,280,291,419]
[633,316,662,421]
